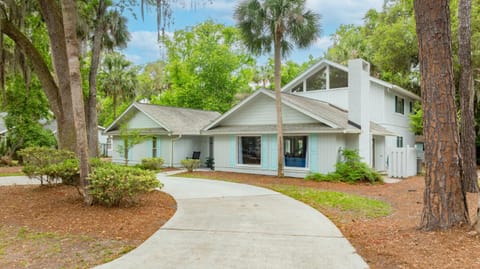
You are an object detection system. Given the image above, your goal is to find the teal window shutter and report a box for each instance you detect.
[309,134,319,172]
[230,135,236,167]
[261,135,268,169]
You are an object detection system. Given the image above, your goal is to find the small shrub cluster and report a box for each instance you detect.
[18,147,163,207]
[181,159,200,172]
[305,148,383,184]
[140,157,164,170]
[18,147,76,185]
[88,163,161,207]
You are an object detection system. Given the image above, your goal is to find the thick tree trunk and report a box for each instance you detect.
[61,0,92,205]
[274,35,284,177]
[86,0,107,157]
[38,0,77,152]
[414,0,469,230]
[458,0,478,193]
[0,18,76,150]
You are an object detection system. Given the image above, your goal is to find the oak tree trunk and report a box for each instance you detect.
[38,0,77,152]
[414,0,469,230]
[274,34,284,177]
[61,0,92,205]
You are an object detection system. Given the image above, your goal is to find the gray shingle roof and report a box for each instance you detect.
[203,124,356,135]
[277,91,355,130]
[109,103,221,135]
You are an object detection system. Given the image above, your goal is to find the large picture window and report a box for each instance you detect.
[238,136,261,165]
[284,136,308,168]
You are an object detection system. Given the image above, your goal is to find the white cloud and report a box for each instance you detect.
[123,31,172,64]
[313,36,333,51]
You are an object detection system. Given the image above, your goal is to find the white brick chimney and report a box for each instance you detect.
[348,59,371,165]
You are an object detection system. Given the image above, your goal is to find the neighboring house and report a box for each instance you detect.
[107,59,420,178]
[0,113,110,155]
[204,59,420,178]
[104,103,220,166]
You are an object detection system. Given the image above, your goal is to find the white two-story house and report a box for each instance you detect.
[203,59,420,177]
[106,59,420,178]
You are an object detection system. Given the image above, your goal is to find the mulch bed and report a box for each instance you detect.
[0,185,176,241]
[0,180,176,268]
[184,171,480,269]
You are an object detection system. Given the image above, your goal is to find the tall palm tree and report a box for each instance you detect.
[98,52,138,119]
[234,0,321,177]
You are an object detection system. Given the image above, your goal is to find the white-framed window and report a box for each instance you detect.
[284,136,308,168]
[238,136,261,165]
[396,136,404,148]
[409,101,413,113]
[395,96,405,114]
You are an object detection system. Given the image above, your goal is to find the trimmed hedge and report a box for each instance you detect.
[140,157,164,170]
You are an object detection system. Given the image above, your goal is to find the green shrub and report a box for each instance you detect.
[18,147,76,185]
[87,165,162,207]
[42,159,80,186]
[180,159,200,172]
[305,148,383,184]
[305,172,338,182]
[140,157,164,170]
[205,157,215,170]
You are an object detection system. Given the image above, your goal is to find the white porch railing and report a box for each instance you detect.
[387,146,417,178]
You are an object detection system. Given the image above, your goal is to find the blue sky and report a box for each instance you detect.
[122,0,384,65]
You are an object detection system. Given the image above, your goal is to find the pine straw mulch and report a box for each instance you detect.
[181,171,480,269]
[0,181,176,268]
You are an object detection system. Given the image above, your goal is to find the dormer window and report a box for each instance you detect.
[306,67,327,91]
[329,66,348,88]
[395,96,405,114]
[291,83,303,93]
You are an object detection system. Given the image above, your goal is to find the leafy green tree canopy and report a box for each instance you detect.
[153,20,255,113]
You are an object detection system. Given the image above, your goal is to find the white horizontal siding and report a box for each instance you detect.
[222,94,317,125]
[292,88,349,110]
[127,110,163,129]
[369,82,385,123]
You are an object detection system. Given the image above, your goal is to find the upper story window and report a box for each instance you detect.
[329,66,348,88]
[409,101,413,113]
[291,83,303,93]
[395,96,405,114]
[306,67,327,91]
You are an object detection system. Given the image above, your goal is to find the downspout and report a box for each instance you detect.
[169,133,182,167]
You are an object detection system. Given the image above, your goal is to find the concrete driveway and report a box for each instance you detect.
[96,174,368,269]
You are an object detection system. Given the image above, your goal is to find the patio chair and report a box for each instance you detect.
[186,151,201,160]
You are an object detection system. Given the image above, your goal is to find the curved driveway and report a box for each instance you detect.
[96,173,368,269]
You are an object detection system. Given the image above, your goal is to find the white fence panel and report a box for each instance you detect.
[387,146,417,178]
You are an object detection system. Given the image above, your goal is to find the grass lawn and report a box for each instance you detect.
[271,185,392,219]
